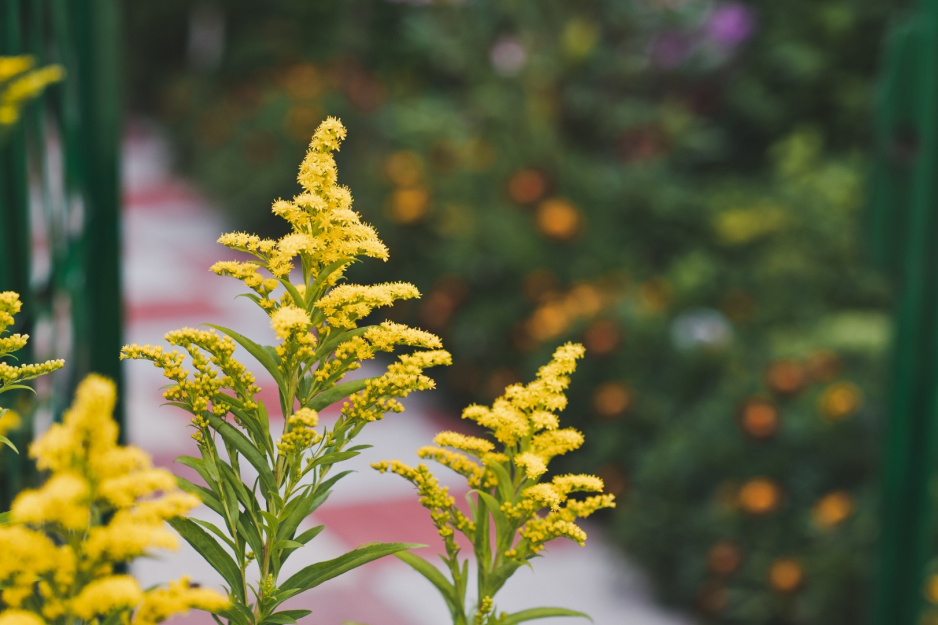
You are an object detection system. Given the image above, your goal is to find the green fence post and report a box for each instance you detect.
[71,0,124,431]
[0,0,124,502]
[870,2,938,624]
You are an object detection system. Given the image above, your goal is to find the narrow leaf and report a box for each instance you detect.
[169,517,245,603]
[0,434,17,453]
[308,378,373,412]
[395,551,461,616]
[497,607,591,624]
[294,524,326,546]
[175,476,226,519]
[280,542,424,592]
[205,412,276,494]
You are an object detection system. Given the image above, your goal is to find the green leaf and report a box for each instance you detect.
[176,455,220,485]
[0,434,17,453]
[176,476,227,519]
[169,517,245,603]
[0,510,11,525]
[293,524,325,546]
[496,607,591,624]
[308,378,373,412]
[224,394,272,455]
[189,517,238,551]
[260,609,312,625]
[280,542,424,592]
[276,485,314,542]
[205,412,276,494]
[221,602,255,625]
[309,259,352,297]
[395,551,461,616]
[308,450,359,469]
[476,491,509,544]
[279,523,326,564]
[484,458,514,503]
[206,324,285,388]
[217,459,260,519]
[0,384,36,395]
[237,516,265,559]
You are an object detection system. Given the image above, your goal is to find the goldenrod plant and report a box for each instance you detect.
[0,292,65,452]
[0,56,63,131]
[122,118,451,625]
[374,342,616,625]
[0,374,230,625]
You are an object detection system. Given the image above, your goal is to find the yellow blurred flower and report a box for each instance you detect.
[818,382,862,420]
[536,198,582,240]
[768,558,804,593]
[738,477,782,515]
[812,491,854,528]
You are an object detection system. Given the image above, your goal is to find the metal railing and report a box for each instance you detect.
[0,0,121,507]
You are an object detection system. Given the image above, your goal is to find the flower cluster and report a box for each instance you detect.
[0,375,228,625]
[0,292,65,451]
[0,292,65,390]
[374,342,615,624]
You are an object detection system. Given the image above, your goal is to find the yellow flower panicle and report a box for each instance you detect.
[70,575,144,620]
[0,375,227,625]
[0,292,64,395]
[277,407,322,454]
[133,576,231,625]
[374,342,616,619]
[342,349,452,422]
[318,282,420,331]
[373,460,474,547]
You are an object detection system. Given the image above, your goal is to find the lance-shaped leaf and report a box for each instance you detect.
[396,551,463,618]
[280,542,424,593]
[308,377,375,412]
[205,412,276,494]
[169,517,246,603]
[496,607,592,624]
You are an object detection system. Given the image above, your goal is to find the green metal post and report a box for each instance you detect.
[0,0,124,503]
[71,0,124,427]
[870,2,938,623]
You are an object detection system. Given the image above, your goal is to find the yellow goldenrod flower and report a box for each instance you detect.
[514,452,548,480]
[432,431,495,455]
[270,304,312,339]
[375,342,614,623]
[0,610,46,625]
[0,374,223,625]
[12,472,91,530]
[319,282,420,330]
[133,577,230,625]
[70,575,144,620]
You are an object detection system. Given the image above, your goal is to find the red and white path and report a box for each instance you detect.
[121,123,691,625]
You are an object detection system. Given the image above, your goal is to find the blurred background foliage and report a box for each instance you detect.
[126,1,898,622]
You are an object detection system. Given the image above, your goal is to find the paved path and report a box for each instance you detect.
[121,124,693,625]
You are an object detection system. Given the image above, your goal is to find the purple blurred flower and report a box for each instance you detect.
[650,31,690,69]
[704,2,755,48]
